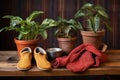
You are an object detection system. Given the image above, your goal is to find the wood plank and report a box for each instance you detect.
[0,50,120,76]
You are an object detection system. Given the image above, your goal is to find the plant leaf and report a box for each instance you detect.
[3,15,23,27]
[77,21,83,30]
[64,26,71,36]
[18,33,23,40]
[88,17,95,31]
[10,17,23,26]
[54,28,60,37]
[2,15,14,19]
[98,10,108,19]
[94,5,106,11]
[68,19,82,30]
[104,22,112,31]
[74,10,85,19]
[94,15,100,32]
[40,30,47,40]
[41,18,57,28]
[81,3,93,9]
[26,11,44,22]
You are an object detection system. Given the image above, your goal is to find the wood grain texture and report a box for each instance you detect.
[0,50,120,76]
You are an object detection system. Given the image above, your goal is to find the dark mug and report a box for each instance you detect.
[46,48,63,61]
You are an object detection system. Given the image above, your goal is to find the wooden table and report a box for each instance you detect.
[0,50,120,76]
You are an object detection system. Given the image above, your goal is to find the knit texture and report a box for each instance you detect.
[51,44,107,72]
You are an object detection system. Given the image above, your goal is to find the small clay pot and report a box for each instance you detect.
[57,37,77,54]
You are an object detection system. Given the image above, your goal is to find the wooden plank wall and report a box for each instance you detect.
[0,0,120,50]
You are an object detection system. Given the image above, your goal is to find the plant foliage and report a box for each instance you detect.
[74,3,112,33]
[54,17,81,38]
[0,11,56,40]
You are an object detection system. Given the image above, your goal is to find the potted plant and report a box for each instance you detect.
[0,11,56,57]
[54,17,81,54]
[74,3,112,49]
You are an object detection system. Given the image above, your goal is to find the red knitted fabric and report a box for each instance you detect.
[67,51,94,72]
[51,44,89,68]
[51,44,107,72]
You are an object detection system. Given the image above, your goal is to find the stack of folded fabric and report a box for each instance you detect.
[51,44,107,72]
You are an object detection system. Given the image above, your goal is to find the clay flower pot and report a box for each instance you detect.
[14,38,39,58]
[57,37,77,54]
[80,30,105,49]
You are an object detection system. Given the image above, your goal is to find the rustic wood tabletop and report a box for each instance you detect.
[0,50,120,76]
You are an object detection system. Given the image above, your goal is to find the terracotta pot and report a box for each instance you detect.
[80,30,105,49]
[14,38,39,58]
[57,37,77,54]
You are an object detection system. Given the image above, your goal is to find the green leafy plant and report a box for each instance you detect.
[74,3,112,32]
[0,11,56,40]
[54,17,81,38]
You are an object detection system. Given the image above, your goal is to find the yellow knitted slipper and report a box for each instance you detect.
[34,47,51,70]
[17,47,32,70]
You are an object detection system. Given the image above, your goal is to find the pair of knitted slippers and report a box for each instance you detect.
[17,47,51,71]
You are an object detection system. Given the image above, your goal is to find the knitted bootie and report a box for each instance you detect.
[34,47,51,70]
[17,47,32,70]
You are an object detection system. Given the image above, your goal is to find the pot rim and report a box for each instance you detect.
[80,29,105,36]
[14,38,39,44]
[57,37,77,41]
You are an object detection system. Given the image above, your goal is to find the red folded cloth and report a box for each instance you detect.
[51,44,107,72]
[51,44,89,68]
[67,51,94,72]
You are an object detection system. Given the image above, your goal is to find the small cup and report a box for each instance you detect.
[99,43,108,52]
[46,48,63,61]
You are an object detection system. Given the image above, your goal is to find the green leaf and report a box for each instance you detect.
[20,30,30,35]
[104,22,112,31]
[74,10,85,19]
[88,17,95,31]
[18,33,23,40]
[3,15,23,27]
[3,15,22,21]
[0,27,6,32]
[55,29,60,36]
[81,3,93,9]
[2,15,14,19]
[94,6,106,11]
[76,21,83,30]
[98,10,108,18]
[40,30,47,40]
[10,17,23,26]
[42,18,51,25]
[67,19,76,25]
[64,26,71,36]
[47,19,57,27]
[68,19,82,30]
[57,17,68,24]
[41,18,57,28]
[94,15,100,32]
[26,11,44,22]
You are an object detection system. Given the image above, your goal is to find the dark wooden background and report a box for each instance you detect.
[0,0,120,50]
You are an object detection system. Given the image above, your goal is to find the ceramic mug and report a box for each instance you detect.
[99,43,108,52]
[46,48,63,61]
